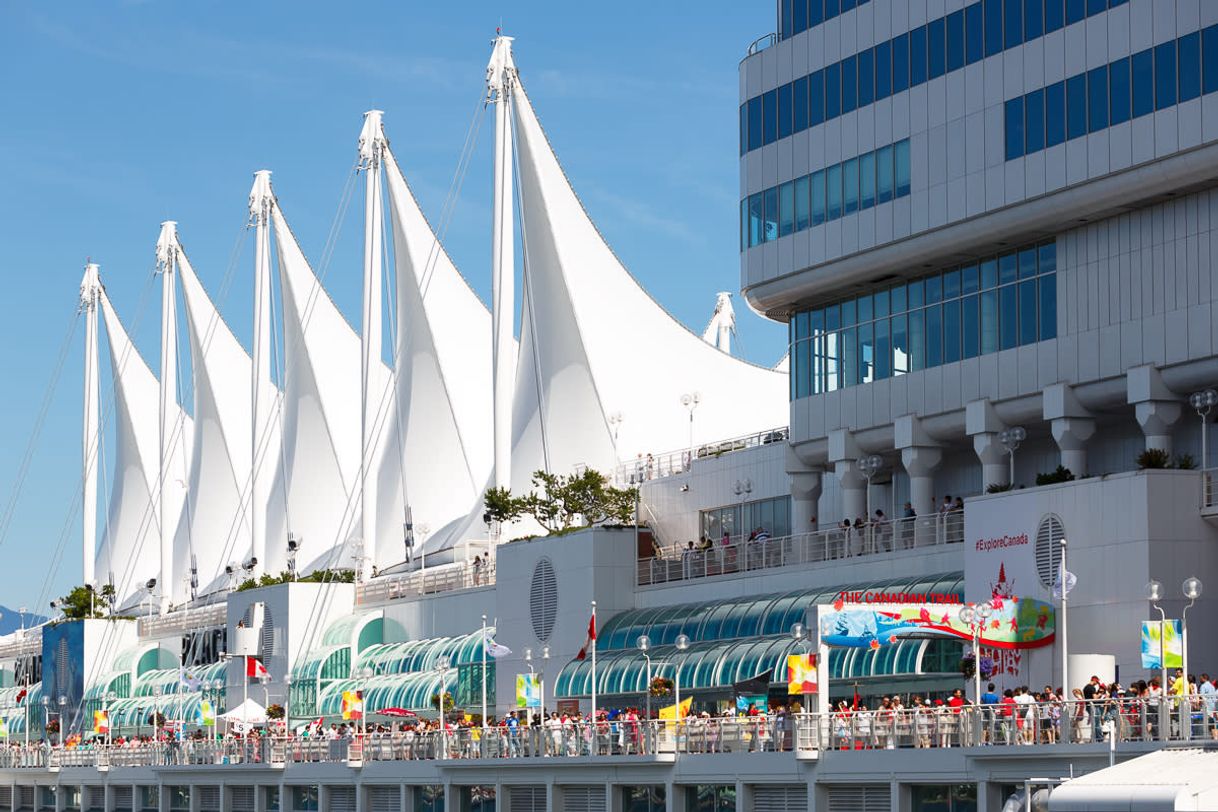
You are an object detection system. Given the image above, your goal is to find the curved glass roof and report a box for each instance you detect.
[133,663,227,697]
[599,574,963,651]
[291,645,351,685]
[106,692,213,730]
[321,612,381,649]
[318,671,458,715]
[355,628,491,675]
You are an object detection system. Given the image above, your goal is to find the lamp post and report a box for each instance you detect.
[957,602,993,704]
[732,479,752,546]
[434,656,451,759]
[637,635,653,722]
[1146,580,1169,725]
[1183,577,1203,686]
[999,426,1027,486]
[1190,389,1218,468]
[40,697,48,744]
[56,696,66,745]
[859,455,884,552]
[357,667,374,737]
[674,634,690,721]
[681,393,701,451]
[284,674,293,732]
[153,686,163,742]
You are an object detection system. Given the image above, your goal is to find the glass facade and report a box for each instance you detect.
[742,140,910,249]
[788,242,1056,400]
[911,785,979,812]
[744,0,1129,155]
[624,787,667,812]
[700,496,792,543]
[686,786,736,812]
[779,0,872,42]
[1006,25,1218,159]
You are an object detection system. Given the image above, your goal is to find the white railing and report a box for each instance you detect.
[0,630,41,660]
[615,427,789,486]
[0,699,1205,769]
[639,512,965,586]
[1203,468,1217,509]
[137,603,227,638]
[356,560,495,606]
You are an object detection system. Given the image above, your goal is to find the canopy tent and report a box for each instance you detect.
[219,697,267,726]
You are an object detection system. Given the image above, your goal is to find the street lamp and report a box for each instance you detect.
[434,656,451,759]
[858,455,884,552]
[357,667,374,736]
[284,674,293,731]
[733,479,753,545]
[153,686,163,741]
[636,635,653,721]
[999,426,1027,486]
[104,691,116,746]
[674,634,690,721]
[1190,389,1218,468]
[56,696,66,745]
[1183,577,1204,685]
[958,602,993,705]
[1145,580,1168,706]
[681,393,701,450]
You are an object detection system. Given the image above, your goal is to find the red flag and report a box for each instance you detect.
[246,657,270,679]
[575,614,597,660]
[15,689,26,705]
[852,686,859,711]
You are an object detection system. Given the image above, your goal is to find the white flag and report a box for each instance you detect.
[1052,564,1077,599]
[179,668,201,692]
[483,628,512,659]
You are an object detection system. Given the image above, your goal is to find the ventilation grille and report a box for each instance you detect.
[562,786,606,812]
[112,786,132,812]
[85,786,105,812]
[530,558,558,642]
[230,787,255,812]
[510,785,548,812]
[827,786,890,812]
[16,785,33,812]
[368,787,401,812]
[1035,514,1066,588]
[0,787,10,808]
[755,786,808,812]
[197,787,220,812]
[330,787,356,812]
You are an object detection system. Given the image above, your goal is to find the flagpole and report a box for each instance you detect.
[481,614,488,727]
[590,601,598,732]
[1060,538,1069,714]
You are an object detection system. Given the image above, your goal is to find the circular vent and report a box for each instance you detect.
[530,558,558,643]
[1035,514,1066,588]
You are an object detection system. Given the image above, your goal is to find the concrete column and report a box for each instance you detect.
[900,446,943,516]
[1128,364,1182,454]
[834,460,866,523]
[967,399,1009,490]
[790,470,823,533]
[1051,417,1096,477]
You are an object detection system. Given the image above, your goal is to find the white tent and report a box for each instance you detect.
[218,697,267,726]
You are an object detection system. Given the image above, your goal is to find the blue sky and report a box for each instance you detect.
[0,2,785,608]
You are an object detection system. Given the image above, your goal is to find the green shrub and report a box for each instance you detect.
[1136,448,1172,469]
[1035,465,1075,485]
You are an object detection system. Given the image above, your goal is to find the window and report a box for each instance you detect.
[624,786,667,812]
[892,314,909,375]
[1066,73,1087,139]
[763,187,779,242]
[1045,81,1065,146]
[1179,31,1201,103]
[292,787,321,812]
[1025,88,1045,152]
[1065,0,1084,25]
[1000,284,1018,349]
[896,140,912,196]
[793,0,808,35]
[1019,246,1038,278]
[782,0,793,39]
[827,163,843,220]
[911,25,928,86]
[1086,0,1105,13]
[778,83,793,140]
[929,18,947,79]
[859,322,875,383]
[793,75,809,132]
[842,55,858,114]
[925,304,943,367]
[739,105,746,156]
[1024,0,1044,41]
[908,310,926,371]
[686,786,736,812]
[984,0,1004,57]
[875,319,892,379]
[843,158,860,215]
[875,40,892,98]
[1040,274,1057,339]
[810,0,824,26]
[1110,56,1131,124]
[825,62,841,119]
[1087,65,1108,132]
[877,143,895,203]
[980,290,999,354]
[1005,97,1025,159]
[748,194,763,247]
[943,299,961,364]
[893,32,911,92]
[911,785,978,812]
[1205,25,1218,94]
[763,89,778,145]
[1045,0,1064,32]
[860,151,877,209]
[1155,40,1177,109]
[966,2,984,64]
[947,10,965,72]
[779,182,795,237]
[747,97,763,151]
[794,175,811,231]
[1132,48,1154,117]
[810,69,826,125]
[811,170,827,225]
[1004,0,1023,48]
[858,48,874,106]
[961,295,980,358]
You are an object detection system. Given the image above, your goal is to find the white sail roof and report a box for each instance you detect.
[175,247,286,596]
[380,145,496,563]
[508,71,789,488]
[97,291,192,608]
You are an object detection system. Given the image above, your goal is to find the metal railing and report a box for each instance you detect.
[614,427,788,486]
[639,512,965,586]
[137,604,227,638]
[746,33,778,56]
[356,560,495,606]
[1203,468,1217,509]
[2,699,1204,769]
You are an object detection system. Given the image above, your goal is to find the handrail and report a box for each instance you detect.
[615,426,788,485]
[746,33,778,57]
[138,604,227,638]
[0,699,1205,768]
[356,560,495,606]
[639,512,964,586]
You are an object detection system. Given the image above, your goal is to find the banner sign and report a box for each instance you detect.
[735,694,768,714]
[786,653,818,695]
[515,673,540,709]
[1141,620,1183,669]
[817,597,1054,650]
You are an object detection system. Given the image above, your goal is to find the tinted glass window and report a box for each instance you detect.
[748,194,763,247]
[1066,73,1087,139]
[778,83,793,139]
[1045,0,1064,32]
[910,25,928,86]
[895,140,912,197]
[811,170,827,225]
[795,176,811,231]
[810,0,824,25]
[947,10,965,72]
[1132,48,1154,117]
[793,76,809,132]
[1019,280,1038,345]
[944,299,961,364]
[877,144,895,203]
[1039,274,1057,339]
[1065,0,1084,24]
[763,187,779,241]
[1025,88,1045,152]
[985,0,1003,56]
[893,33,911,92]
[841,55,858,114]
[1005,97,1025,159]
[1045,81,1066,146]
[1086,0,1105,13]
[858,48,874,106]
[1087,65,1108,132]
[1004,0,1023,48]
[843,158,860,215]
[961,264,980,295]
[860,151,877,209]
[825,62,841,119]
[962,295,980,358]
[1155,40,1177,109]
[980,290,999,354]
[793,0,808,34]
[925,304,943,367]
[999,253,1018,284]
[747,97,763,151]
[1204,25,1218,94]
[1024,0,1044,41]
[782,0,793,38]
[929,18,947,79]
[875,40,893,99]
[779,181,795,236]
[763,89,778,145]
[966,3,984,64]
[1000,285,1018,349]
[827,164,843,220]
[739,105,747,156]
[826,0,840,17]
[1109,57,1131,124]
[1179,31,1201,102]
[810,69,826,125]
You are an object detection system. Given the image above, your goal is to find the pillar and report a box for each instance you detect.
[829,430,866,523]
[1128,365,1181,454]
[895,415,943,517]
[967,399,1009,490]
[1045,383,1095,477]
[790,470,823,533]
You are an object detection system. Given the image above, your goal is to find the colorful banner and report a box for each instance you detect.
[658,697,692,721]
[195,700,216,727]
[0,718,9,739]
[735,694,768,714]
[93,710,109,735]
[787,653,818,695]
[818,597,1054,650]
[515,673,540,709]
[341,690,364,721]
[1141,619,1183,669]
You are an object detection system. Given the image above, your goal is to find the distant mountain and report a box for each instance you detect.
[0,606,47,636]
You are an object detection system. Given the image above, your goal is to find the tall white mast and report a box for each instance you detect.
[249,170,275,580]
[358,110,386,578]
[155,221,179,612]
[487,35,517,491]
[80,262,102,590]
